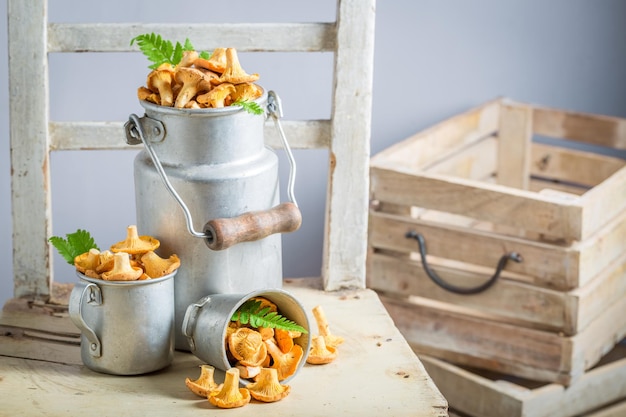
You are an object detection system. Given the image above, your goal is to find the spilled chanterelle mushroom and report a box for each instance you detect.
[185,364,220,398]
[208,368,251,409]
[312,305,344,349]
[306,335,337,365]
[246,368,291,403]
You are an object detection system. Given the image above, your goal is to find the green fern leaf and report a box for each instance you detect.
[232,99,264,115]
[183,38,195,51]
[49,229,100,265]
[130,33,190,69]
[231,300,308,334]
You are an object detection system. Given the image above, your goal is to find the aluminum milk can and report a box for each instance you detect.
[124,90,301,350]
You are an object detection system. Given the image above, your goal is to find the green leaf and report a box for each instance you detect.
[231,300,308,334]
[232,99,264,115]
[172,42,184,68]
[183,38,195,51]
[49,229,100,265]
[199,50,212,60]
[130,33,187,69]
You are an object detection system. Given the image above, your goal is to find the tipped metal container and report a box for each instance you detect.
[182,288,311,384]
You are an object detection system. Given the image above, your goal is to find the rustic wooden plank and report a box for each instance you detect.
[0,282,449,417]
[322,0,376,291]
[497,101,532,189]
[368,252,570,333]
[369,249,626,335]
[580,165,626,241]
[0,330,82,366]
[371,99,500,172]
[570,253,626,333]
[530,142,625,188]
[381,293,626,385]
[371,167,585,241]
[8,0,52,300]
[576,209,626,288]
[420,341,626,417]
[533,106,626,149]
[419,356,526,417]
[585,400,626,417]
[422,136,497,180]
[369,211,579,290]
[49,120,331,151]
[48,22,337,53]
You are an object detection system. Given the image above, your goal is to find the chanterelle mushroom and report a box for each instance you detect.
[306,335,337,365]
[194,47,227,73]
[312,305,344,349]
[231,82,263,103]
[146,64,175,107]
[110,225,160,255]
[74,248,101,275]
[178,50,199,68]
[228,328,267,367]
[208,368,251,409]
[235,363,261,380]
[137,86,160,104]
[275,328,295,354]
[174,67,213,109]
[196,83,235,108]
[96,250,115,274]
[216,48,259,85]
[140,251,180,278]
[185,364,220,398]
[101,252,143,281]
[264,338,303,381]
[246,368,291,403]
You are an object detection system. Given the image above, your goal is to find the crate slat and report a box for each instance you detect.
[497,102,532,189]
[381,293,626,386]
[370,167,585,241]
[370,99,500,173]
[420,340,626,417]
[533,106,626,149]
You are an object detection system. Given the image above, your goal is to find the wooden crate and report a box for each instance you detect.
[420,339,626,417]
[369,98,626,385]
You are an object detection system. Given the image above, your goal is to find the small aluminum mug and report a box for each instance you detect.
[69,272,175,375]
[182,288,311,383]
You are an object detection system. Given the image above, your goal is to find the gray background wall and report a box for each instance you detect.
[1,0,625,307]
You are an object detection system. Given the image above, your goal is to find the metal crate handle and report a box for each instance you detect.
[405,230,523,295]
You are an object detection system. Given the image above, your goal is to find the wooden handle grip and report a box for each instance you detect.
[203,202,302,251]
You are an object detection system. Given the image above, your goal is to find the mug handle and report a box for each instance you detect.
[182,295,212,352]
[69,281,103,357]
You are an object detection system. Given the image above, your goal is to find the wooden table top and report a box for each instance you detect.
[0,278,448,417]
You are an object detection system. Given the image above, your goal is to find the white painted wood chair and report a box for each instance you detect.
[3,1,448,415]
[8,0,372,299]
